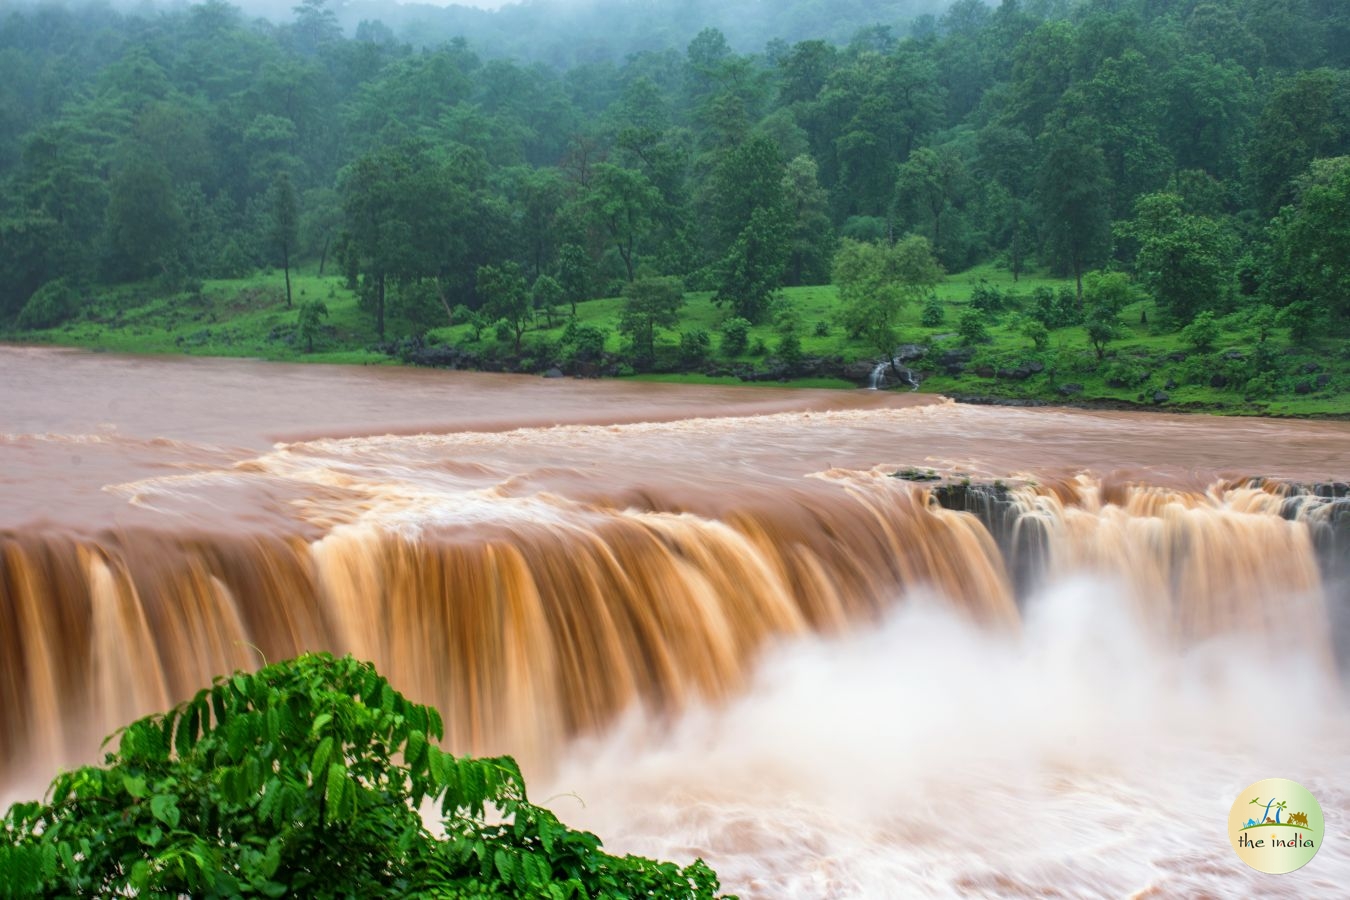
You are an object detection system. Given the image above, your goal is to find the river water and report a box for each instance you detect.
[2,346,1347,897]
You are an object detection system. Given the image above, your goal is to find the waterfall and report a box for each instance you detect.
[1,474,1339,795]
[869,359,920,390]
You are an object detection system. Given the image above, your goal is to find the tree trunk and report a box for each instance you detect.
[377,273,386,340]
[618,239,635,281]
[282,244,293,309]
[435,279,455,325]
[318,236,330,277]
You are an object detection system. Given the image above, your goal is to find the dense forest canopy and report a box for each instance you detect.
[2,0,1348,343]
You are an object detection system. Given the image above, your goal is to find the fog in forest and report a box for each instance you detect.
[1,0,970,62]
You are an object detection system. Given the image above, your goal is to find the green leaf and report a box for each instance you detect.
[495,848,514,884]
[324,762,346,826]
[122,774,148,799]
[406,729,427,773]
[176,702,200,757]
[312,735,334,777]
[311,712,333,736]
[150,793,180,829]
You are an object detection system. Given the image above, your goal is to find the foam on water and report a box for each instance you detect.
[544,579,1350,898]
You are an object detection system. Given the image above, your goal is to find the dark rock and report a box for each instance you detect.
[1210,373,1229,388]
[1057,383,1084,396]
[938,347,974,366]
[1166,352,1188,362]
[1294,380,1312,394]
[944,363,966,376]
[952,396,1049,408]
[1301,362,1323,374]
[1223,350,1245,360]
[1152,390,1169,404]
[996,360,1045,380]
[543,367,564,379]
[892,468,941,482]
[1106,377,1129,388]
[873,364,920,389]
[892,343,928,362]
[842,360,879,384]
[1165,378,1177,390]
[1317,373,1332,388]
[975,365,995,378]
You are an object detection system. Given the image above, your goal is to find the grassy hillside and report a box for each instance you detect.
[9,264,1348,417]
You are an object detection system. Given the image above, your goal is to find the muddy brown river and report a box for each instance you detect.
[2,346,1347,897]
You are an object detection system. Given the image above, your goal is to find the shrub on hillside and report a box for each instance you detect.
[16,279,79,330]
[679,328,712,365]
[958,308,991,345]
[561,320,607,364]
[719,317,751,356]
[921,295,945,327]
[1181,310,1221,352]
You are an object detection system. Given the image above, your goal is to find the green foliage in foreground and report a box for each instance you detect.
[0,654,728,899]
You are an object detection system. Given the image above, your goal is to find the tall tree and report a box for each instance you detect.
[1248,68,1350,217]
[618,275,684,362]
[975,124,1036,281]
[1036,114,1112,301]
[584,164,660,282]
[1264,156,1350,328]
[894,146,969,267]
[103,152,185,282]
[708,136,791,322]
[781,154,835,286]
[476,262,531,353]
[270,172,299,308]
[339,150,402,339]
[834,235,943,365]
[1118,192,1235,325]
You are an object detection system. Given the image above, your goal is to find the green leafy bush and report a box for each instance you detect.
[296,299,329,353]
[920,295,945,328]
[16,279,79,330]
[561,320,608,364]
[968,280,1006,313]
[719,317,751,356]
[1181,310,1221,352]
[1021,319,1050,352]
[679,328,712,365]
[1030,286,1082,328]
[1104,360,1148,387]
[0,654,730,899]
[957,308,990,345]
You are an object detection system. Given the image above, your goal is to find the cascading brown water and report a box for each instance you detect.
[3,347,1348,896]
[0,479,1018,783]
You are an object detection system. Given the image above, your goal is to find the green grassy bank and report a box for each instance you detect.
[8,264,1348,417]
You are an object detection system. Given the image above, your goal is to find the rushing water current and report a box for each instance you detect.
[2,346,1348,897]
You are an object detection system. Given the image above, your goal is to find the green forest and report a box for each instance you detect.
[3,0,1349,413]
